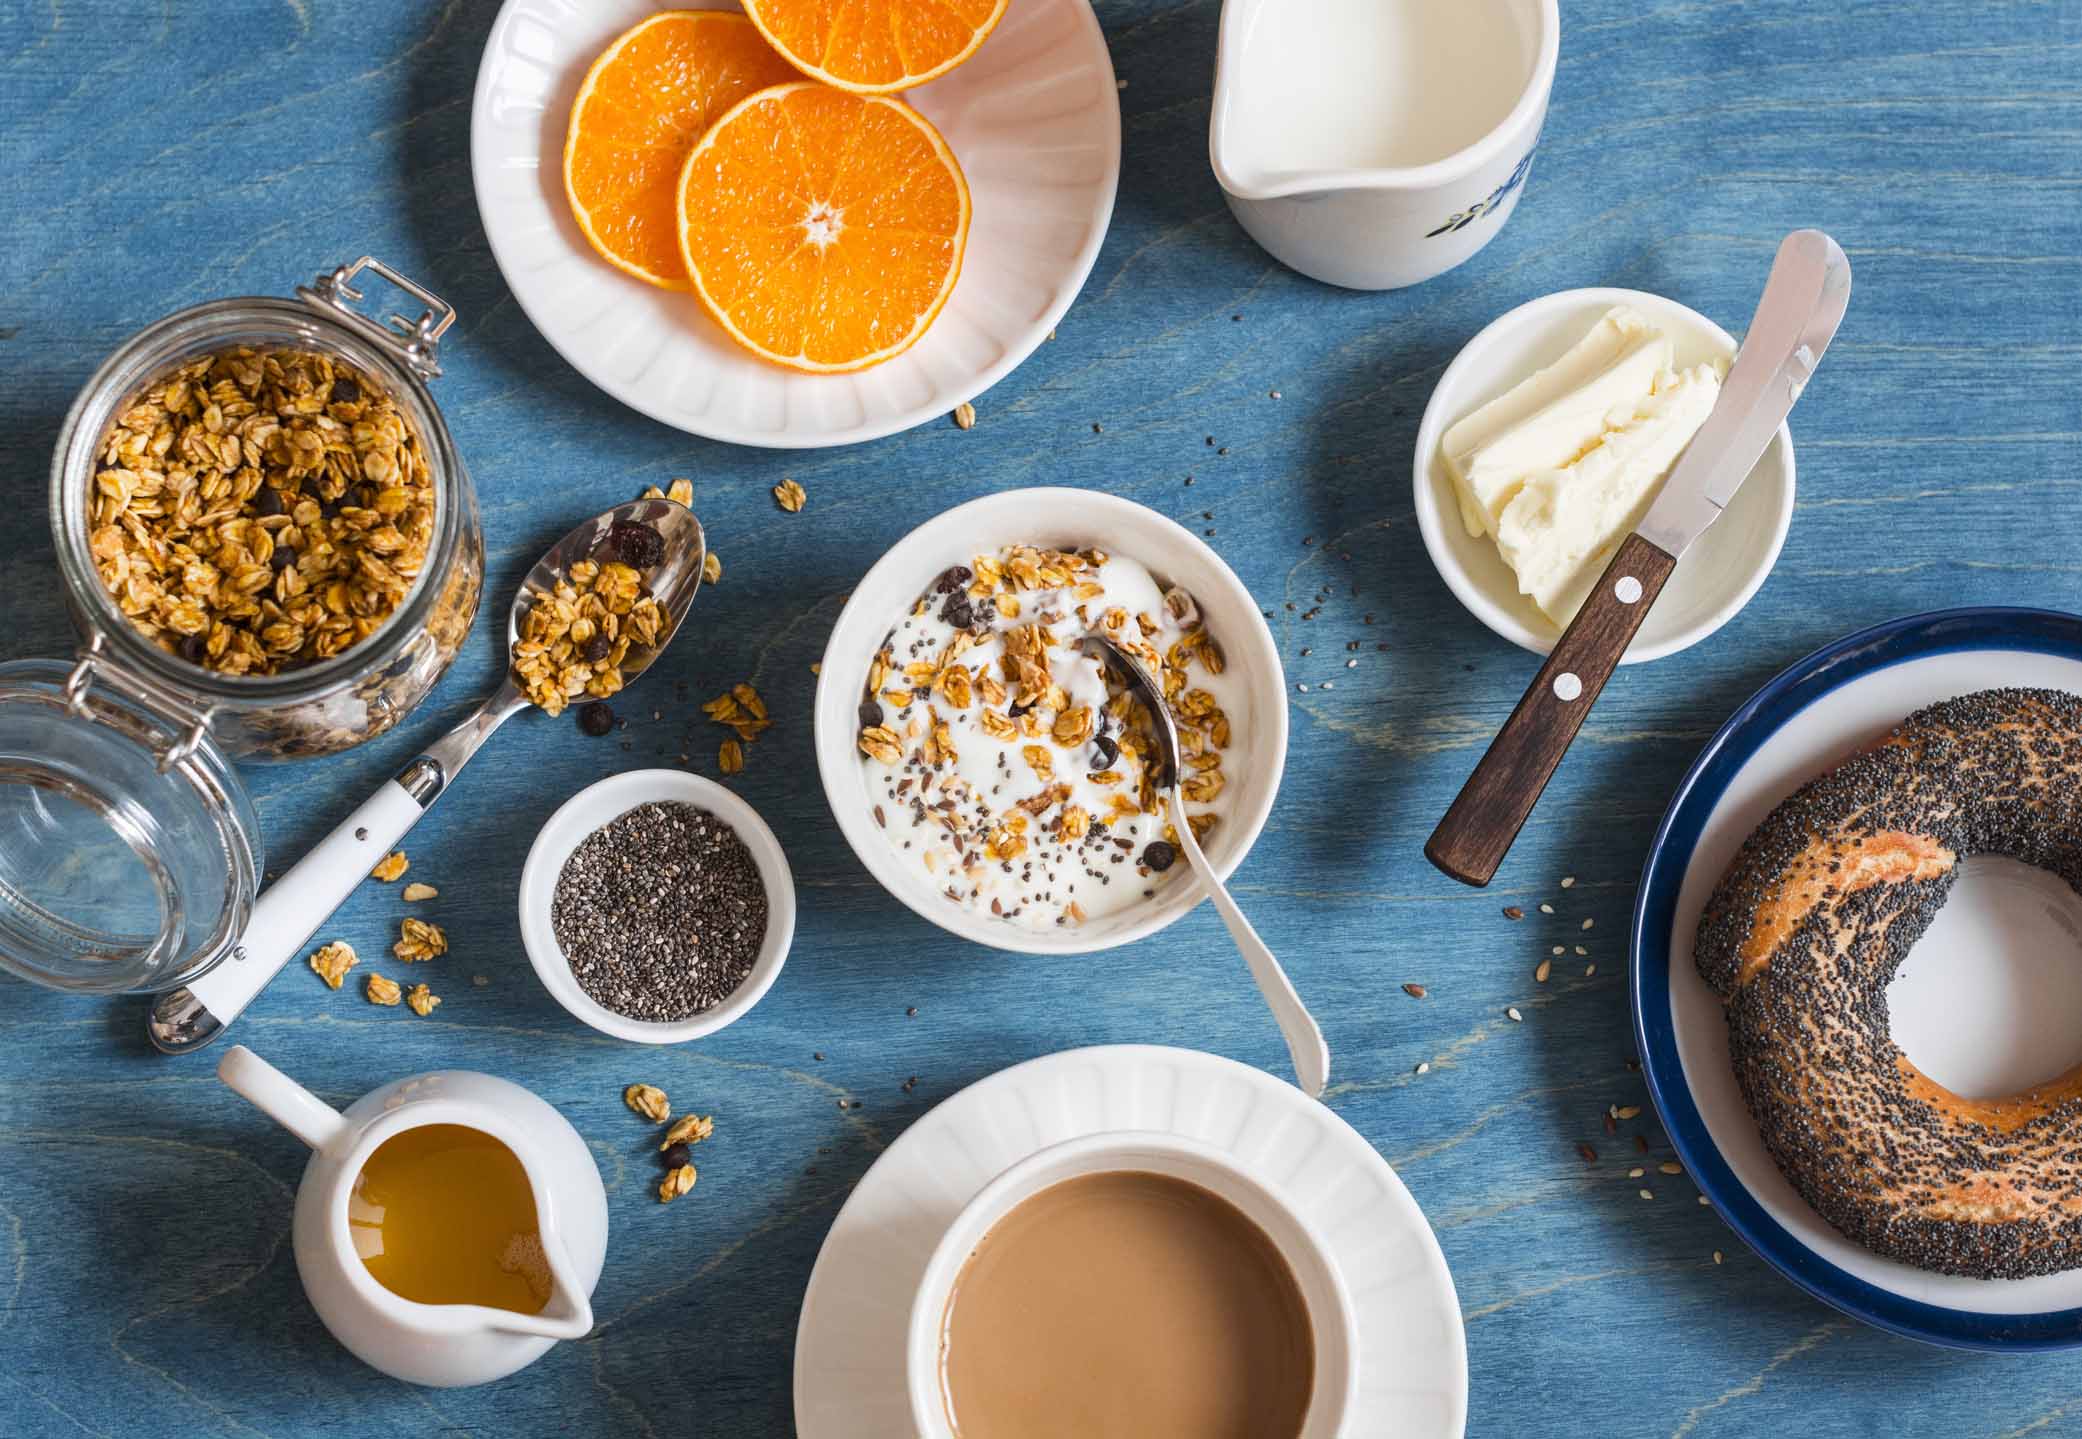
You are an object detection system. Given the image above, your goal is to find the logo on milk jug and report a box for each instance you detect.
[1426,142,1538,239]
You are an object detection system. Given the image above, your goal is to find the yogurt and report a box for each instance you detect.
[855,545,1244,931]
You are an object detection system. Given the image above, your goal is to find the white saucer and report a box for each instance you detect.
[793,1045,1468,1436]
[470,0,1120,448]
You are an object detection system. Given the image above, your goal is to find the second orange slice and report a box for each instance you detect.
[564,11,800,289]
[676,82,971,373]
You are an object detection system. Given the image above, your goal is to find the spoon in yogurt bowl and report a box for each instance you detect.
[1082,634,1330,1098]
[146,497,707,1054]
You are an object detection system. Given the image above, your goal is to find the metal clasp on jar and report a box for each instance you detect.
[296,256,456,380]
[63,631,217,774]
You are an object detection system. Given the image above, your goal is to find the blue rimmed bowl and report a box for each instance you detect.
[1631,606,2082,1350]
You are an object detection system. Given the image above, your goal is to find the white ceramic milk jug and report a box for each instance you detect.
[1209,0,1559,290]
[218,1045,609,1387]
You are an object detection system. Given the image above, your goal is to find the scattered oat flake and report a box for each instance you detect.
[1502,906,1523,920]
[1714,1250,1724,1264]
[402,882,438,902]
[1560,876,1576,888]
[1629,1167,1645,1179]
[658,1163,698,1202]
[1534,959,1551,983]
[1401,983,1427,999]
[773,479,806,512]
[951,401,977,430]
[661,1113,715,1149]
[720,738,744,775]
[1552,945,1565,956]
[1698,1195,1711,1207]
[809,661,821,675]
[624,1084,670,1123]
[370,851,409,882]
[1582,918,1594,930]
[667,478,694,506]
[308,940,358,989]
[1574,945,1589,956]
[405,982,440,1017]
[1585,963,1597,977]
[702,551,722,585]
[1660,1161,1684,1175]
[364,973,402,1006]
[1639,1189,1654,1201]
[393,917,447,962]
[1538,902,1554,914]
[1615,1104,1642,1120]
[1505,1006,1523,1023]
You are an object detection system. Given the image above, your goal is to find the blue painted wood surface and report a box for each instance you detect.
[3,0,2080,1433]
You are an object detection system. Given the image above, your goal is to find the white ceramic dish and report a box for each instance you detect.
[904,1130,1357,1438]
[1634,609,2082,1347]
[470,0,1120,447]
[518,768,794,1043]
[1210,0,1557,291]
[1412,287,1796,664]
[812,487,1288,955]
[794,1044,1467,1437]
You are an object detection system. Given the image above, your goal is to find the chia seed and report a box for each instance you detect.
[550,801,767,1021]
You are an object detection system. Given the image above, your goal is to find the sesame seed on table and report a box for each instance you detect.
[0,1,2078,1436]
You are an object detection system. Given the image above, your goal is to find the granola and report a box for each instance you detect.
[772,478,806,512]
[660,1113,714,1149]
[702,681,772,772]
[87,347,436,675]
[393,917,447,962]
[405,982,440,1017]
[511,539,669,717]
[308,940,358,989]
[857,544,1239,929]
[657,1163,698,1202]
[624,1083,671,1122]
[402,882,438,901]
[365,972,403,1006]
[370,850,409,882]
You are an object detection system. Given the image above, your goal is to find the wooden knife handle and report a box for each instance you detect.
[1425,533,1679,887]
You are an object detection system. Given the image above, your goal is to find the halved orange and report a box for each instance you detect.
[564,11,801,289]
[739,0,1009,95]
[676,82,971,373]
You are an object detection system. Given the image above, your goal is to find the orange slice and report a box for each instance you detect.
[676,82,971,373]
[740,0,1009,95]
[564,11,801,289]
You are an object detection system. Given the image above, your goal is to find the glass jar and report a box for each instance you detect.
[2,257,483,995]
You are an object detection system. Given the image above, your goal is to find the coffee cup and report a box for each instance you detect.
[905,1131,1357,1438]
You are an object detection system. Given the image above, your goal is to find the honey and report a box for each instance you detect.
[347,1124,551,1314]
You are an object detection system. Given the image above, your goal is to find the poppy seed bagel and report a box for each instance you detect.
[1695,687,2082,1279]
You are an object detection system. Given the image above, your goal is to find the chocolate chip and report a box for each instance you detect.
[579,631,613,664]
[177,632,207,663]
[577,701,616,737]
[939,594,975,630]
[329,377,361,405]
[605,520,664,570]
[253,485,285,517]
[858,701,883,730]
[1141,841,1176,872]
[659,1142,692,1169]
[933,565,973,594]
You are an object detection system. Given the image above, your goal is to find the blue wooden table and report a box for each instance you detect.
[3,0,2080,1434]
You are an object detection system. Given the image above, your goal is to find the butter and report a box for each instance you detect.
[1443,307,1671,539]
[1496,363,1721,624]
[1440,305,1722,628]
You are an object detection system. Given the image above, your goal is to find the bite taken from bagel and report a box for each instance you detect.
[1695,687,2082,1280]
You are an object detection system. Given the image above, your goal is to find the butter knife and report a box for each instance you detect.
[1426,229,1852,887]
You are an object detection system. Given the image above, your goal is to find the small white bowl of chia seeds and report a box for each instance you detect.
[519,769,795,1044]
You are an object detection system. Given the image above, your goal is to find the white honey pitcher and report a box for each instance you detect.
[218,1045,609,1387]
[1209,0,1559,290]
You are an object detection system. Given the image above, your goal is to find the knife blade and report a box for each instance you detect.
[1425,230,1852,888]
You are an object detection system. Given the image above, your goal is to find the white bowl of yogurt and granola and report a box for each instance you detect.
[814,489,1286,954]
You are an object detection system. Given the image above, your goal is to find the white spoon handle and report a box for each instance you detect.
[1173,796,1331,1098]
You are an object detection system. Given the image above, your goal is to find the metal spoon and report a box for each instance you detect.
[1082,636,1331,1098]
[147,499,707,1054]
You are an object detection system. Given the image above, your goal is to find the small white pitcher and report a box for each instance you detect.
[218,1045,609,1387]
[1209,0,1560,290]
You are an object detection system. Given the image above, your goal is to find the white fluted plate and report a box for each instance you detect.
[470,0,1120,447]
[793,1044,1468,1436]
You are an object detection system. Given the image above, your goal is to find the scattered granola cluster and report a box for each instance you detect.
[511,524,670,717]
[87,346,436,674]
[703,682,771,774]
[623,1083,716,1204]
[857,544,1237,929]
[305,847,449,1016]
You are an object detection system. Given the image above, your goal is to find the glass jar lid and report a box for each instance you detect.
[0,653,260,994]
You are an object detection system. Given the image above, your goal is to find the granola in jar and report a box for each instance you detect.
[86,346,437,676]
[855,544,1240,930]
